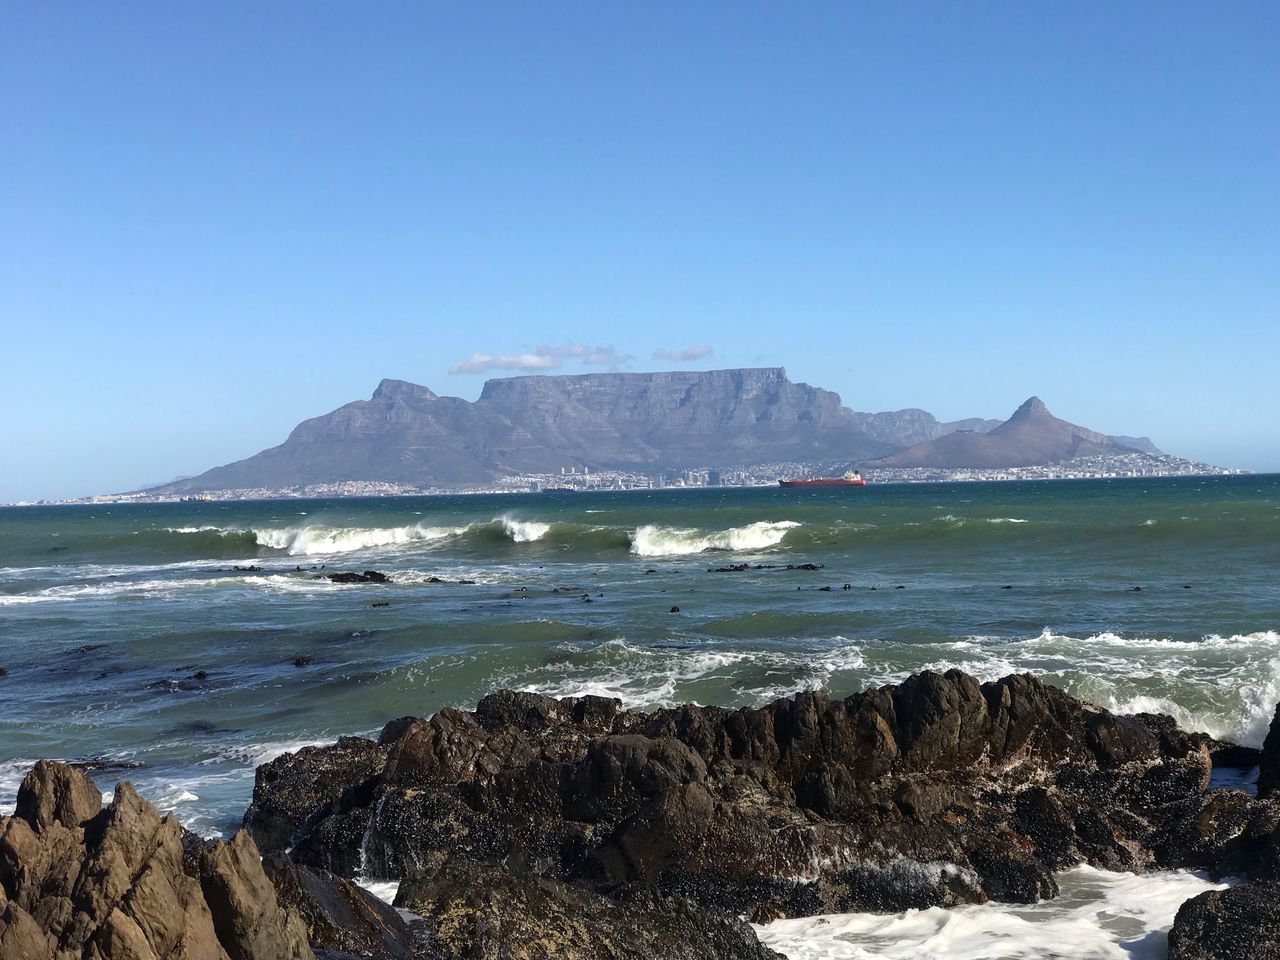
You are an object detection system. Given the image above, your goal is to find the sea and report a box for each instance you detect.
[3,474,1277,959]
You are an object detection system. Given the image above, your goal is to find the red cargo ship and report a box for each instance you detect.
[778,471,866,488]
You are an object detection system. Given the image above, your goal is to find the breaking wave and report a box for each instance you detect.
[630,520,801,557]
[251,523,468,556]
[147,518,809,559]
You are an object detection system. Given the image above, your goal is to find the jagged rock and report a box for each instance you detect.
[1259,704,1280,799]
[0,761,313,960]
[1151,790,1280,880]
[244,737,389,855]
[1168,881,1280,959]
[396,861,780,960]
[251,673,1227,919]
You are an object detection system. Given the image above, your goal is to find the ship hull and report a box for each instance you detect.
[778,478,866,488]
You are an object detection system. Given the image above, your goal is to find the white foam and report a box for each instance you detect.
[755,865,1225,960]
[253,523,466,556]
[0,573,358,605]
[0,758,36,815]
[630,520,800,557]
[872,629,1280,747]
[500,517,552,543]
[513,637,866,710]
[355,878,401,904]
[202,737,337,768]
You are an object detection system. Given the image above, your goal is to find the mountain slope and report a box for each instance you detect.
[160,376,1169,492]
[871,397,1140,468]
[165,369,901,492]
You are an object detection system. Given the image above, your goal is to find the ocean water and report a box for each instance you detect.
[2,475,1277,955]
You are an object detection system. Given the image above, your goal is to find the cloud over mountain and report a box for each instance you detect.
[653,345,714,362]
[449,343,631,374]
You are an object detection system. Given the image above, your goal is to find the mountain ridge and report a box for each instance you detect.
[871,395,1156,469]
[157,369,1168,492]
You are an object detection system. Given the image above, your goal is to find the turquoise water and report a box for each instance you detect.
[1,475,1278,836]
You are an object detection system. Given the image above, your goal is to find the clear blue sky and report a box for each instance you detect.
[2,2,1277,500]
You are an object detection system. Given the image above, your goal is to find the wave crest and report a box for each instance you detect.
[253,523,466,556]
[630,521,800,557]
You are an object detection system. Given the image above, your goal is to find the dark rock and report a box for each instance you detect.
[265,853,418,959]
[1260,704,1280,799]
[396,861,780,960]
[295,656,315,667]
[244,736,389,854]
[0,761,313,959]
[266,671,1227,921]
[1168,881,1280,959]
[710,563,749,573]
[330,570,391,584]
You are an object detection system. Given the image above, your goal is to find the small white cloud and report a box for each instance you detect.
[539,343,632,366]
[653,345,714,363]
[448,343,632,375]
[448,352,560,375]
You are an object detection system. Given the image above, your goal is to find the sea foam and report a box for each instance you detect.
[755,865,1225,960]
[630,520,800,557]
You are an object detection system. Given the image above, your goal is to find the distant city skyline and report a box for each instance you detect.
[2,2,1277,501]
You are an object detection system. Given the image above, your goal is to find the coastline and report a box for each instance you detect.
[3,672,1277,959]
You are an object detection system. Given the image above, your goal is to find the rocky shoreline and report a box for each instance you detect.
[4,670,1280,959]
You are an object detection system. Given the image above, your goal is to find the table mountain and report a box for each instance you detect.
[156,371,1165,492]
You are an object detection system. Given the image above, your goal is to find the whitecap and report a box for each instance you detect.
[253,523,467,556]
[500,516,552,543]
[630,520,800,557]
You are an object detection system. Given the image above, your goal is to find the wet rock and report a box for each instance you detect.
[329,570,391,584]
[265,853,419,959]
[1259,704,1280,799]
[1168,881,1280,959]
[244,737,390,854]
[396,861,780,960]
[0,761,313,960]
[264,672,1229,921]
[709,563,749,573]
